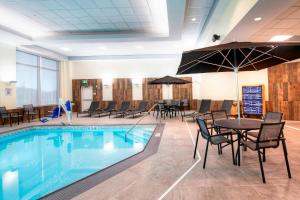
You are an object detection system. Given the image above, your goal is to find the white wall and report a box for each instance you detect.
[0,43,16,109]
[70,57,181,79]
[69,57,269,101]
[193,69,269,101]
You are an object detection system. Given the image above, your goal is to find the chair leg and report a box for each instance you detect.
[193,130,200,159]
[230,135,235,165]
[203,140,209,169]
[282,140,292,178]
[262,148,266,162]
[257,149,266,183]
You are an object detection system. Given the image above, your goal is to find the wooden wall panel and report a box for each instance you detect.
[173,77,193,108]
[112,78,132,108]
[143,78,163,108]
[72,79,103,112]
[72,79,81,112]
[267,62,300,120]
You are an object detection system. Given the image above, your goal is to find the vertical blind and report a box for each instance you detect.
[16,51,59,107]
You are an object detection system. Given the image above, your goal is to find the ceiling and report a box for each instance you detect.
[0,0,299,60]
[223,0,300,43]
[0,0,163,34]
[0,0,219,58]
[250,0,300,42]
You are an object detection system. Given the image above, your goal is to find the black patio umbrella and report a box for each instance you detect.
[148,75,191,85]
[176,42,300,118]
[148,76,191,99]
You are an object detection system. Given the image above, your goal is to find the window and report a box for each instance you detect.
[16,51,59,107]
[40,58,58,105]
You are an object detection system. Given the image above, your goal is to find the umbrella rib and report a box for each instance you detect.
[242,46,277,66]
[178,51,218,69]
[237,48,255,68]
[198,60,233,70]
[238,48,258,71]
[239,56,273,70]
[217,50,235,68]
[218,49,232,72]
[252,48,290,62]
[178,60,200,74]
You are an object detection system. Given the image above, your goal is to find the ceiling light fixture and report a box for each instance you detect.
[135,45,143,49]
[254,17,262,21]
[97,46,107,50]
[191,17,197,22]
[269,35,293,42]
[60,47,72,52]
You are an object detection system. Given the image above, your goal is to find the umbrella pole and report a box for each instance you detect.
[233,49,240,119]
[234,68,240,119]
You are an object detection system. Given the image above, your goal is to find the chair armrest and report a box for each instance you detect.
[211,131,233,137]
[241,134,257,143]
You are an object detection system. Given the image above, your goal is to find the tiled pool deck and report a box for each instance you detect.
[1,113,300,200]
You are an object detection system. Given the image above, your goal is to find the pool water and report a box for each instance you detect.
[0,125,155,200]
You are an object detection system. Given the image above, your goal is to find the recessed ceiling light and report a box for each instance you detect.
[172,44,181,48]
[269,35,293,42]
[191,17,196,22]
[254,17,262,21]
[60,47,71,52]
[97,46,107,50]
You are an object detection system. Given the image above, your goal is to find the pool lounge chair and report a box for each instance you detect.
[109,101,131,118]
[127,101,148,118]
[221,100,233,115]
[182,99,211,121]
[98,101,116,117]
[78,101,99,117]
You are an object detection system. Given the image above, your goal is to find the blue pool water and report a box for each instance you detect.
[0,125,155,200]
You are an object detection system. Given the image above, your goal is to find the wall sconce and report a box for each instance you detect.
[132,77,143,86]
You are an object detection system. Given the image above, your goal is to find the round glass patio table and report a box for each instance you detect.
[214,119,262,166]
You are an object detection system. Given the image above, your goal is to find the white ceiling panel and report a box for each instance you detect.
[112,0,131,7]
[74,0,97,9]
[93,0,114,8]
[0,0,159,34]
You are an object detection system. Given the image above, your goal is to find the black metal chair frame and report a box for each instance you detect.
[127,101,148,118]
[78,101,100,117]
[241,122,291,183]
[182,99,211,122]
[109,101,131,118]
[211,110,236,155]
[98,101,116,117]
[194,117,235,169]
[0,107,22,127]
[221,100,233,116]
[23,104,40,123]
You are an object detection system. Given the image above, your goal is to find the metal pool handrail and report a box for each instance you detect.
[125,106,154,140]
